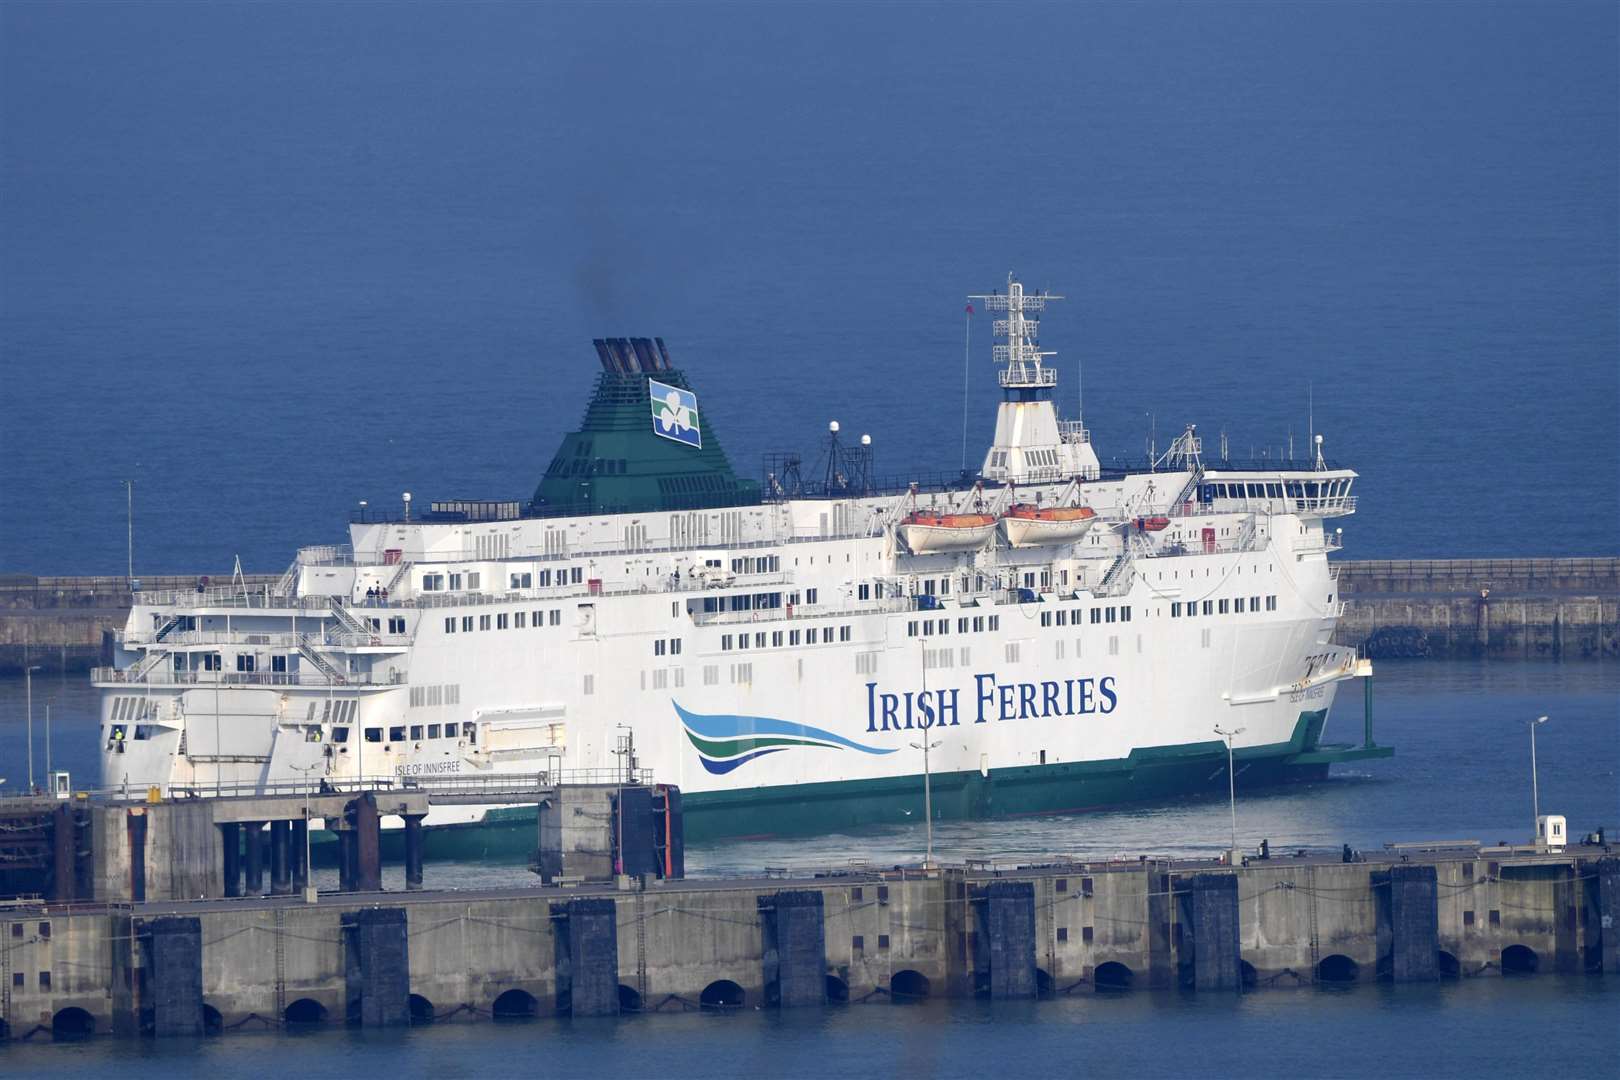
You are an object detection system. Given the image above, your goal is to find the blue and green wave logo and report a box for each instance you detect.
[675,701,896,775]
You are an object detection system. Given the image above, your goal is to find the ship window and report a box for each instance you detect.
[1172,602,1182,617]
[390,617,406,633]
[410,725,423,741]
[463,723,476,743]
[549,610,561,626]
[538,570,551,587]
[1251,596,1260,611]
[772,631,783,647]
[1041,612,1052,628]
[332,726,349,744]
[365,727,383,743]
[236,654,256,672]
[1090,609,1101,625]
[477,615,489,631]
[468,573,481,590]
[822,627,834,643]
[1202,601,1214,616]
[272,655,287,673]
[655,640,666,656]
[1122,606,1132,622]
[722,634,732,651]
[737,635,749,650]
[958,617,969,633]
[1056,611,1067,626]
[462,616,473,632]
[840,626,851,642]
[443,725,458,739]
[1267,483,1283,498]
[1106,607,1116,623]
[389,726,406,742]
[672,638,682,655]
[427,724,440,739]
[422,574,444,591]
[515,612,526,629]
[989,616,999,631]
[496,613,509,630]
[973,617,984,632]
[908,621,918,638]
[790,630,801,645]
[449,573,463,590]
[1218,599,1229,614]
[571,568,583,584]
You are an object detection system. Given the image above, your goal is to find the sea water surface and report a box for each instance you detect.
[1,0,1617,573]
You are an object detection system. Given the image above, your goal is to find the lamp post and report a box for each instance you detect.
[25,665,42,792]
[291,762,321,903]
[1529,715,1549,845]
[123,479,135,585]
[1213,725,1245,863]
[909,641,941,868]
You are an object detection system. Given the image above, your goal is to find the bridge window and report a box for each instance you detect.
[236,654,256,673]
[365,727,382,743]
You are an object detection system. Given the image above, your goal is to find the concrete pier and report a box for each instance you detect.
[2,841,1612,1042]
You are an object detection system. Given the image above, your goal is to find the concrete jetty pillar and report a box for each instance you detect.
[338,827,356,892]
[220,822,241,898]
[269,820,292,896]
[403,815,425,891]
[342,908,410,1026]
[243,821,266,897]
[1146,865,1175,989]
[1186,873,1241,991]
[759,889,826,1007]
[973,880,1037,999]
[51,803,77,902]
[291,819,309,892]
[127,809,148,903]
[353,795,382,892]
[1380,865,1439,981]
[551,897,620,1016]
[143,916,204,1037]
[1598,857,1620,975]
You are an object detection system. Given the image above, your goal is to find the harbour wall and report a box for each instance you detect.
[1,558,1616,675]
[3,847,1616,1040]
[1334,558,1620,659]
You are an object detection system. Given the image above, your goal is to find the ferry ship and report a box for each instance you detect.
[95,277,1389,853]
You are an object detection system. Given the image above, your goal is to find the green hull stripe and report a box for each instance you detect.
[312,711,1388,855]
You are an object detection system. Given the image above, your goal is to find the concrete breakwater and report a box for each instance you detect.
[1334,558,1620,659]
[2,558,1616,675]
[2,845,1616,1040]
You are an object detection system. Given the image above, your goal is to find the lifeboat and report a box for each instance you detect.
[898,511,998,554]
[1133,515,1171,532]
[999,504,1098,548]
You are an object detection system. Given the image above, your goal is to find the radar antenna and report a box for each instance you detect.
[969,273,1063,391]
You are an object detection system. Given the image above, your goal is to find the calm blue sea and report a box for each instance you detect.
[1,0,1616,575]
[1,1,1616,1071]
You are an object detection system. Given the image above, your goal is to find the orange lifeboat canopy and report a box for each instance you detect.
[1005,504,1097,523]
[904,511,996,528]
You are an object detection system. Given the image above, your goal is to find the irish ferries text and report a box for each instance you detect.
[865,673,1118,732]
